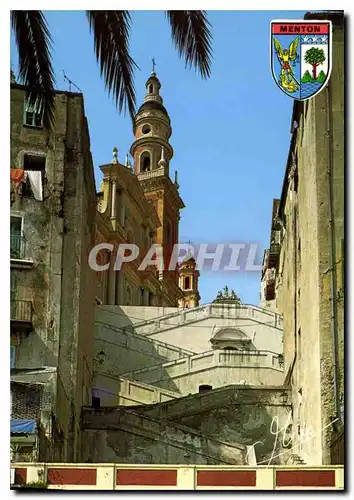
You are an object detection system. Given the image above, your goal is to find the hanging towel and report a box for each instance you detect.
[26,170,43,201]
[10,168,25,183]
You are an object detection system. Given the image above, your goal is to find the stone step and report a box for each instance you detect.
[81,406,246,465]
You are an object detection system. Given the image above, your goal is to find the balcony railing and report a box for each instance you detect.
[269,243,280,255]
[11,300,33,333]
[10,235,27,260]
[137,167,164,181]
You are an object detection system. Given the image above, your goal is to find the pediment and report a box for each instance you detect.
[211,328,249,343]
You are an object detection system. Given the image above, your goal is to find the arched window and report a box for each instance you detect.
[141,151,151,172]
[149,84,153,94]
[184,276,191,290]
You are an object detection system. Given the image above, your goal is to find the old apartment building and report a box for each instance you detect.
[261,11,344,465]
[10,83,97,462]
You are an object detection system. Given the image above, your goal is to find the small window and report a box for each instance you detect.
[141,152,151,172]
[184,276,191,290]
[10,216,23,259]
[23,154,45,172]
[22,154,46,198]
[199,385,212,393]
[23,93,44,127]
[92,396,100,409]
[142,124,151,135]
[149,84,153,94]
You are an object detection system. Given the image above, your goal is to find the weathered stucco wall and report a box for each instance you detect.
[80,387,292,466]
[274,17,344,465]
[11,85,96,462]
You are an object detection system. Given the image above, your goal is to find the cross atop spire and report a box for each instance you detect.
[152,57,156,73]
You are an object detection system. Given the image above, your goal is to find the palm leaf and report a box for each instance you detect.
[166,11,212,79]
[87,10,139,121]
[11,10,55,129]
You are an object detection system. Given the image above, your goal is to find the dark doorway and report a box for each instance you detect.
[199,384,212,393]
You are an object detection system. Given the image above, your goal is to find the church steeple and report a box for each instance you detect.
[129,71,185,299]
[178,254,201,309]
[130,71,172,177]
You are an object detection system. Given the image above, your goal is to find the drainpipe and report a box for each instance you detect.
[326,83,340,423]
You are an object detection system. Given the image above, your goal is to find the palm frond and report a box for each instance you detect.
[166,11,213,79]
[87,11,139,121]
[11,10,55,129]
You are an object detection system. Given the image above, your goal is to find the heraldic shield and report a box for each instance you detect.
[271,20,332,101]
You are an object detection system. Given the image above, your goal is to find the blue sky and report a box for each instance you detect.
[11,10,307,306]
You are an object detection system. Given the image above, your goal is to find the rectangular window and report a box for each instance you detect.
[23,93,44,127]
[22,154,46,199]
[10,216,23,259]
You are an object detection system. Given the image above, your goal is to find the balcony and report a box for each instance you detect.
[137,167,165,182]
[268,243,280,269]
[264,268,276,301]
[10,235,33,268]
[11,300,33,333]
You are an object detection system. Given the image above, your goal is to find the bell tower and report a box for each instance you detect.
[130,71,185,303]
[178,254,201,308]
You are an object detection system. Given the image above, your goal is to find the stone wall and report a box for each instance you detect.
[10,85,96,462]
[274,15,344,465]
[80,387,291,466]
[121,350,283,394]
[96,303,283,355]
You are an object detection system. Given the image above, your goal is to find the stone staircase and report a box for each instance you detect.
[121,302,283,338]
[93,372,181,406]
[127,384,287,421]
[82,385,292,465]
[89,304,286,464]
[119,348,283,393]
[96,318,195,362]
[81,406,246,465]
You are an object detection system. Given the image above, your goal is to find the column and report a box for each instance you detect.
[111,180,116,218]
